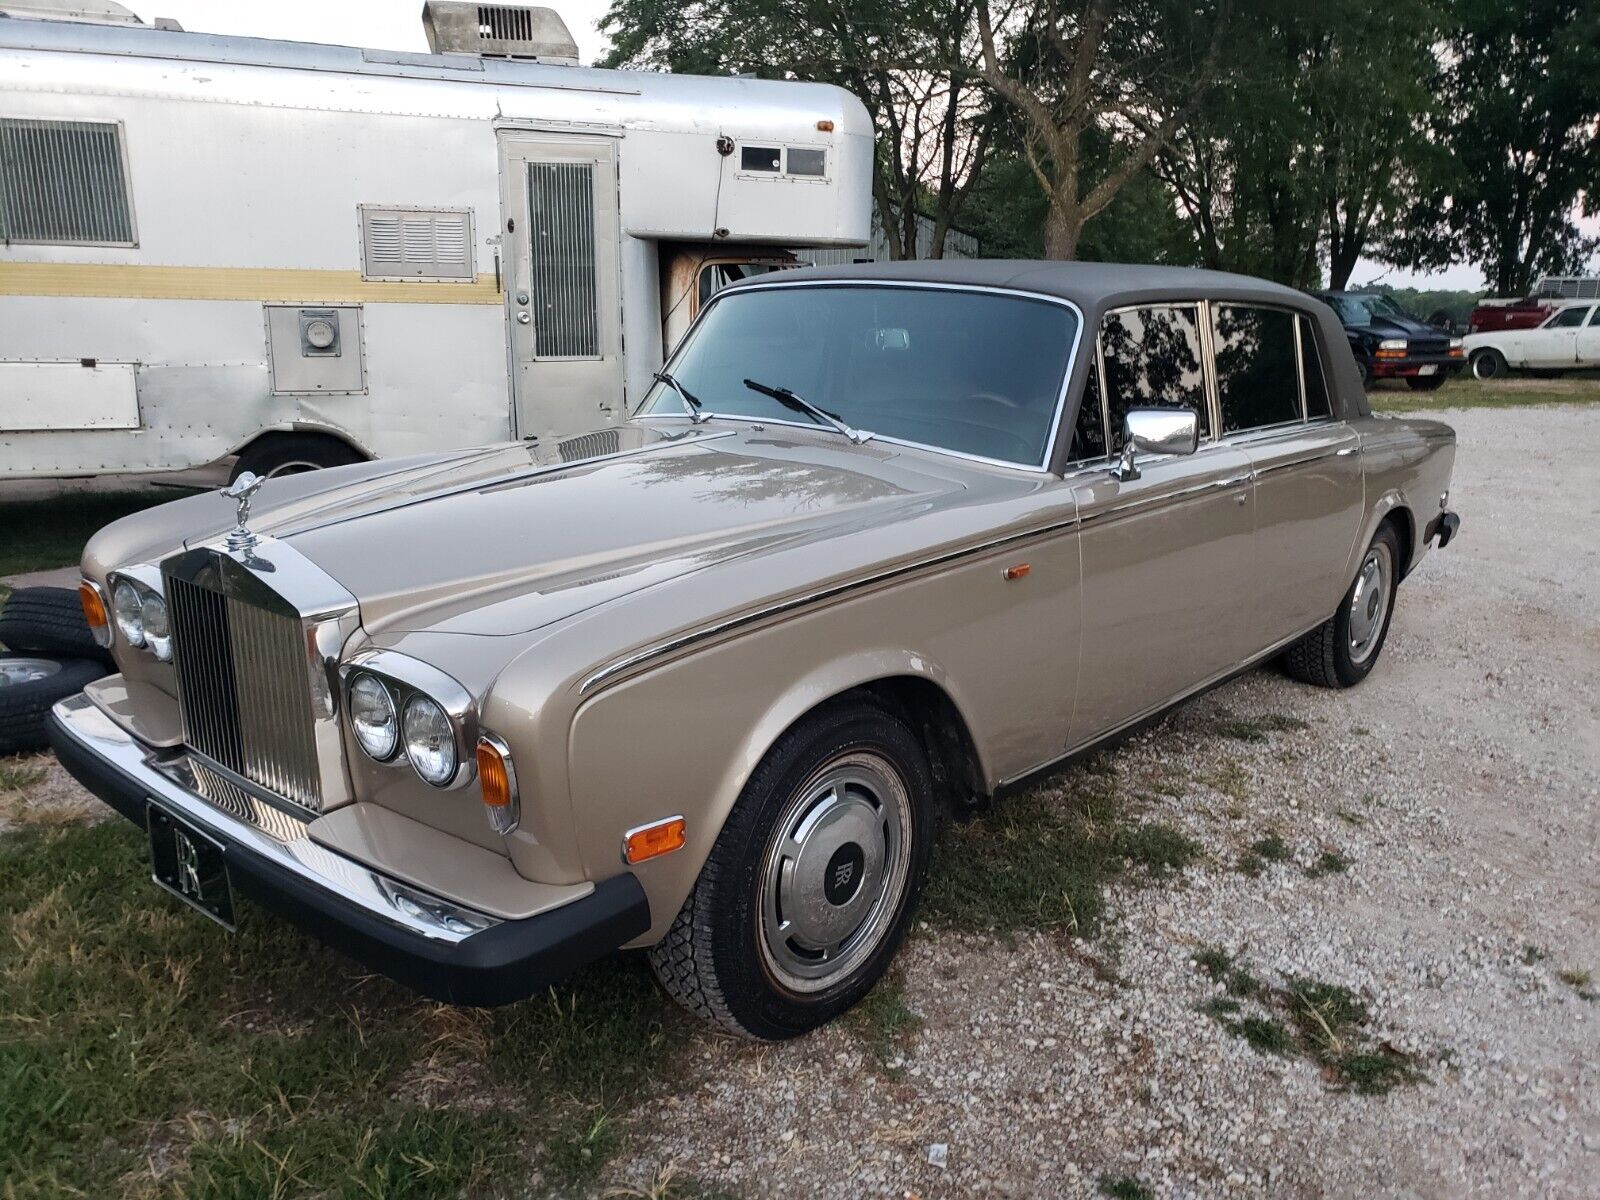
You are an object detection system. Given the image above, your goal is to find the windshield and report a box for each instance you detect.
[639,284,1079,467]
[1330,293,1407,325]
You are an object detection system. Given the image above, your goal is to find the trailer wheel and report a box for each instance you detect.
[231,433,363,481]
[0,655,108,755]
[0,588,111,664]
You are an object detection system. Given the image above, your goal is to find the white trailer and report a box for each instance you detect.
[0,2,872,479]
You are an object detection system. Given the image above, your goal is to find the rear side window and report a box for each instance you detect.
[1069,354,1107,461]
[1213,305,1301,432]
[1100,305,1211,451]
[1299,316,1332,419]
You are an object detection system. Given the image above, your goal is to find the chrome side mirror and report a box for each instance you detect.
[1113,408,1200,481]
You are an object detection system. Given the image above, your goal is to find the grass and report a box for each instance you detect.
[0,490,178,578]
[1098,1176,1154,1200]
[1307,850,1349,878]
[1236,832,1290,876]
[1366,371,1600,414]
[1210,712,1308,743]
[847,974,922,1071]
[922,756,1198,937]
[1191,948,1427,1095]
[0,819,694,1197]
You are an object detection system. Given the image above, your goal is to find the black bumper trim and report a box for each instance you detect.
[48,710,651,1006]
[1425,510,1461,549]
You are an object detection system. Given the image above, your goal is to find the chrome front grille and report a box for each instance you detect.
[167,570,324,811]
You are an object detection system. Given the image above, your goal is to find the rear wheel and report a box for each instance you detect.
[1470,348,1506,380]
[1405,375,1448,392]
[1282,524,1401,689]
[1356,358,1374,389]
[649,698,934,1039]
[231,433,363,482]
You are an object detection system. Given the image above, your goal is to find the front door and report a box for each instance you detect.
[1575,305,1600,365]
[498,133,623,443]
[1521,304,1587,367]
[1069,304,1257,742]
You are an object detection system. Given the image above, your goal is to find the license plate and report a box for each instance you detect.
[1417,364,1438,375]
[147,803,235,929]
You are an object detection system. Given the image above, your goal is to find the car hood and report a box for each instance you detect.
[1349,313,1443,342]
[226,423,979,636]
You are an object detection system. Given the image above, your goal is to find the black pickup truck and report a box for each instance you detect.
[1312,291,1466,390]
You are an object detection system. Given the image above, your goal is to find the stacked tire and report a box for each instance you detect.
[0,588,112,755]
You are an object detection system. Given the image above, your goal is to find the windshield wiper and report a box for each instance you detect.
[653,370,710,424]
[742,378,872,444]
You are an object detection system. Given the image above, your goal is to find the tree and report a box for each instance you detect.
[599,0,992,258]
[1390,0,1600,294]
[1153,0,1440,289]
[972,0,1230,259]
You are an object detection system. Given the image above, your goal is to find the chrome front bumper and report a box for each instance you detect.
[48,693,650,1005]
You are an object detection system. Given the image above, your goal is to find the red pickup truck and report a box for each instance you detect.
[1468,296,1558,334]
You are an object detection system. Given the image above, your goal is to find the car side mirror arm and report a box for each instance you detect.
[1110,408,1201,483]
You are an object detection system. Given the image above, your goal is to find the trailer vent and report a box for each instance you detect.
[0,117,135,246]
[358,205,474,281]
[421,2,580,64]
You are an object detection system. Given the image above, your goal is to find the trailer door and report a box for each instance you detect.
[497,133,623,442]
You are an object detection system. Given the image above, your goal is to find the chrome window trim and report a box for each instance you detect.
[1208,299,1311,435]
[339,648,479,790]
[1097,300,1214,453]
[634,279,1087,475]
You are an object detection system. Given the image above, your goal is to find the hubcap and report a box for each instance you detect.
[758,751,912,994]
[0,657,61,688]
[1347,543,1393,664]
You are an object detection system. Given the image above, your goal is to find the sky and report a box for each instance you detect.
[124,0,1591,294]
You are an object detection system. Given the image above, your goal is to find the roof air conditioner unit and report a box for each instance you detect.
[421,3,580,65]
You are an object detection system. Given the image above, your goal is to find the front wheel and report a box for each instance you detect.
[1405,374,1448,392]
[1282,524,1401,689]
[1470,348,1506,380]
[649,698,934,1039]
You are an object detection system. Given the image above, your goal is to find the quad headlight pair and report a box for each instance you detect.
[109,574,171,661]
[347,670,459,787]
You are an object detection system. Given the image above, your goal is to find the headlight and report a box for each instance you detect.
[1377,338,1407,351]
[403,694,458,786]
[348,672,399,761]
[142,593,171,662]
[112,579,145,647]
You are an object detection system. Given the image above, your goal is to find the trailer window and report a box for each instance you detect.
[526,162,600,358]
[786,147,826,177]
[740,145,782,173]
[0,117,135,246]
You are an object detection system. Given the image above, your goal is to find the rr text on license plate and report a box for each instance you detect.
[147,802,236,929]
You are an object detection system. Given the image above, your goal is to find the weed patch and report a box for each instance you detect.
[1211,712,1309,742]
[1099,1176,1154,1200]
[847,973,922,1071]
[1307,850,1348,878]
[1237,832,1289,876]
[1191,948,1427,1094]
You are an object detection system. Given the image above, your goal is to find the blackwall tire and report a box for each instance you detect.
[649,697,935,1040]
[1405,375,1448,392]
[1282,524,1402,690]
[1470,349,1506,381]
[231,434,363,481]
[0,588,111,664]
[0,655,109,755]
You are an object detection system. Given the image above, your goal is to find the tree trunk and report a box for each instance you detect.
[1043,204,1082,260]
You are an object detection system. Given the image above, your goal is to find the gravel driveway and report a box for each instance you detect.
[606,404,1600,1198]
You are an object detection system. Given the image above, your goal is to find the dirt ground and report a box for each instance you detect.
[599,403,1600,1198]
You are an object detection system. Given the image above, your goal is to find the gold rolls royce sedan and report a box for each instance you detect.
[51,262,1460,1039]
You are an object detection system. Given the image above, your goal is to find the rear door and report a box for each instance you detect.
[498,133,623,443]
[1213,306,1363,644]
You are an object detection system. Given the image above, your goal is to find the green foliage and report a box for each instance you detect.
[1389,0,1600,293]
[1099,1176,1155,1200]
[0,490,175,578]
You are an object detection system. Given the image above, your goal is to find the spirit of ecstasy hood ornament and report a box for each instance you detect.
[221,471,265,552]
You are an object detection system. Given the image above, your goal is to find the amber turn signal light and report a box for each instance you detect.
[623,816,686,864]
[79,580,111,646]
[1003,563,1032,581]
[474,735,519,835]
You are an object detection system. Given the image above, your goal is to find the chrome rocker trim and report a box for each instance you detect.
[48,693,650,1005]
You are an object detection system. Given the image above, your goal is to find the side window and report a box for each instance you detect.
[1586,306,1600,327]
[1299,316,1332,418]
[0,117,135,245]
[1100,305,1211,451]
[1069,354,1107,461]
[1212,305,1301,432]
[1549,306,1588,328]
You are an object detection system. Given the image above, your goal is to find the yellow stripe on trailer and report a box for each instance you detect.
[0,261,503,305]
